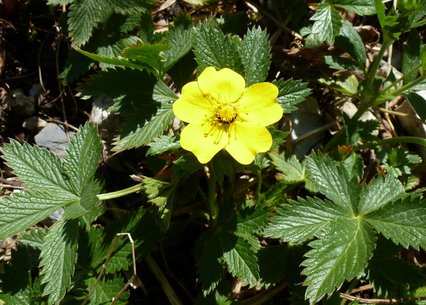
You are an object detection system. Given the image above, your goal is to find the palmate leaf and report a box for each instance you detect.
[1,141,75,198]
[40,219,79,304]
[365,193,426,250]
[302,218,376,303]
[0,191,70,240]
[239,27,270,86]
[263,197,349,244]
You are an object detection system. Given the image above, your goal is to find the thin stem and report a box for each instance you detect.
[97,184,143,201]
[145,254,184,305]
[340,292,426,304]
[357,136,426,150]
[377,76,426,104]
[207,166,218,222]
[365,39,393,90]
[380,63,423,94]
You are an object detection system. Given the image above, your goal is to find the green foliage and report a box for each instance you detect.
[274,78,312,112]
[264,153,426,303]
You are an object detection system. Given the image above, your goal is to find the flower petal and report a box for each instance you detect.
[173,81,213,124]
[238,83,283,126]
[180,123,228,164]
[225,122,272,165]
[198,67,245,104]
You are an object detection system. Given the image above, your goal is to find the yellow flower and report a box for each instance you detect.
[173,67,283,164]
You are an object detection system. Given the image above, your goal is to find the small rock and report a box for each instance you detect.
[34,123,74,158]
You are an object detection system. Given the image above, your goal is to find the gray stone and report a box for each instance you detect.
[34,123,74,158]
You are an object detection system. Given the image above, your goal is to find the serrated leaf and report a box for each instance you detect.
[402,29,422,84]
[368,237,426,297]
[63,179,103,219]
[334,0,376,15]
[192,22,242,73]
[223,238,259,287]
[309,3,343,45]
[40,219,79,304]
[68,0,111,47]
[274,78,312,113]
[18,228,48,249]
[235,208,268,251]
[263,197,350,244]
[142,176,173,207]
[337,22,367,69]
[239,27,270,86]
[357,175,404,215]
[84,276,128,305]
[270,153,306,183]
[1,140,75,198]
[365,193,426,250]
[163,27,193,71]
[146,135,180,156]
[302,218,376,303]
[196,229,234,294]
[153,79,178,103]
[63,123,102,193]
[306,153,359,212]
[113,105,174,152]
[0,190,71,240]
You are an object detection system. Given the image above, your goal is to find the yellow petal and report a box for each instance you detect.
[180,123,228,164]
[173,81,214,124]
[238,83,283,126]
[198,67,245,104]
[225,122,272,165]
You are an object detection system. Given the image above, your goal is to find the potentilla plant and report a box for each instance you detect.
[0,1,426,304]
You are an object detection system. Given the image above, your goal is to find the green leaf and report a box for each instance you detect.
[404,92,426,121]
[368,237,426,297]
[334,0,376,15]
[1,140,75,198]
[336,22,367,69]
[40,219,79,304]
[75,47,155,73]
[223,238,259,287]
[192,22,242,73]
[18,228,48,249]
[0,190,71,240]
[402,29,422,84]
[196,229,234,294]
[306,153,358,212]
[269,153,306,183]
[163,27,193,71]
[236,207,268,251]
[84,276,128,305]
[146,135,180,156]
[113,105,174,152]
[239,27,270,86]
[274,78,312,113]
[122,43,168,75]
[63,123,102,193]
[63,179,103,219]
[357,175,404,214]
[309,3,343,45]
[263,197,350,244]
[68,0,154,47]
[142,176,173,207]
[153,79,179,103]
[365,193,426,250]
[302,218,376,303]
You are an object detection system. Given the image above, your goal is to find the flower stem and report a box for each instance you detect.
[208,166,218,222]
[97,184,143,201]
[145,254,183,305]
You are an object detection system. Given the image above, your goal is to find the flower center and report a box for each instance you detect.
[215,104,238,123]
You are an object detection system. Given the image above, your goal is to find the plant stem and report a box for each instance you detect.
[364,39,393,90]
[357,136,426,150]
[145,254,184,305]
[97,184,143,200]
[208,165,218,222]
